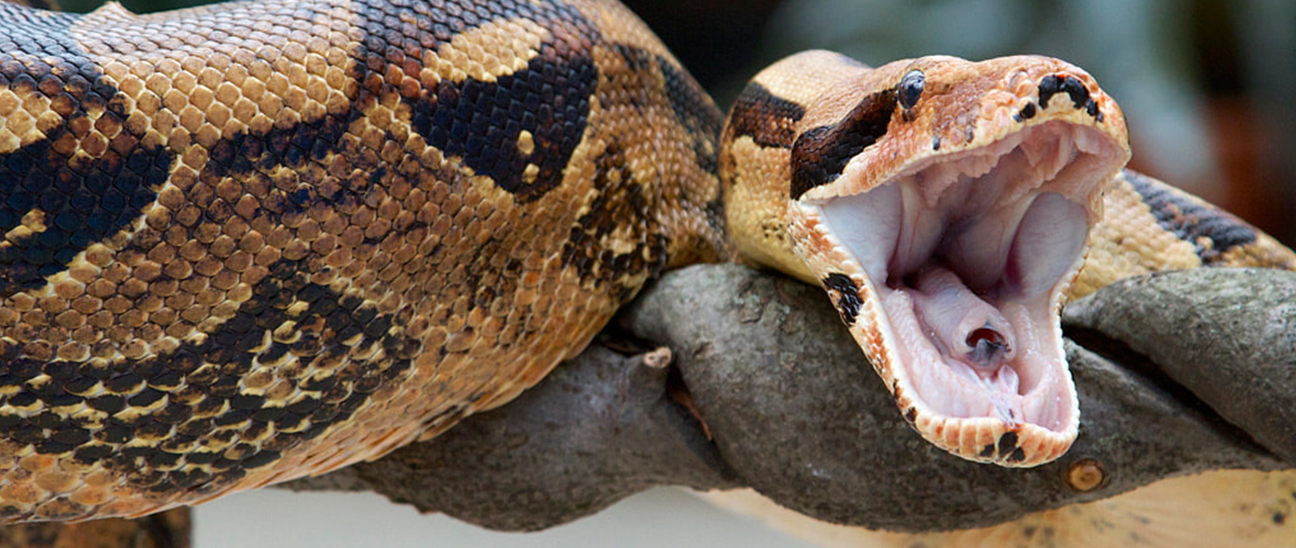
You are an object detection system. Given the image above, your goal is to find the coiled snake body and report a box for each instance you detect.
[0,0,1291,524]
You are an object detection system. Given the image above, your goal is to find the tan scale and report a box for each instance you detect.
[1073,171,1296,297]
[722,50,868,280]
[0,0,723,521]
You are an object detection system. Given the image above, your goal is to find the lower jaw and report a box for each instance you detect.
[882,287,1073,427]
[786,203,1082,466]
[790,123,1124,458]
[900,403,1080,466]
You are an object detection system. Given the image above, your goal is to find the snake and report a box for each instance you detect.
[0,0,1292,526]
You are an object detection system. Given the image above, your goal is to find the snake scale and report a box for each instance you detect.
[0,0,1292,525]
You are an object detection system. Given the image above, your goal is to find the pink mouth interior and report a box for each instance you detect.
[816,121,1122,430]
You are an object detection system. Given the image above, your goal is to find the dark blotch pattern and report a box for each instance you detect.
[351,0,602,204]
[821,273,863,326]
[1038,74,1103,122]
[0,0,580,505]
[657,55,723,175]
[1038,74,1106,122]
[560,139,667,302]
[1060,76,1090,109]
[726,82,806,149]
[996,431,1019,457]
[345,0,606,313]
[789,89,897,199]
[0,0,728,521]
[655,53,726,243]
[1125,170,1257,262]
[202,109,353,192]
[1086,99,1104,122]
[410,52,597,204]
[557,43,722,299]
[0,257,417,494]
[0,9,174,297]
[1013,102,1037,122]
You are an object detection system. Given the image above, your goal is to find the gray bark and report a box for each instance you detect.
[286,265,1296,533]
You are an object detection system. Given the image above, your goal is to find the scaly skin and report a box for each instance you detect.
[0,0,722,521]
[0,0,1294,533]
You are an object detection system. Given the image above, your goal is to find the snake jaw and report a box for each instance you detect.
[791,109,1129,466]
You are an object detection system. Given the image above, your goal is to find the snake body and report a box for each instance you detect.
[0,0,725,520]
[0,0,1292,524]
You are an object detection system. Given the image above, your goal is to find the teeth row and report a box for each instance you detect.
[1020,128,1073,183]
[819,123,1091,295]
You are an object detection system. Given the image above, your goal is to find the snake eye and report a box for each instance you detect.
[898,70,925,110]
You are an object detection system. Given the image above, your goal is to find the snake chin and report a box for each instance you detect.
[805,120,1127,464]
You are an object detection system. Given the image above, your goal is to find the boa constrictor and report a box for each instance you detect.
[0,0,1291,526]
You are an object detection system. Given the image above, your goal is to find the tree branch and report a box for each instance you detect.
[285,265,1294,532]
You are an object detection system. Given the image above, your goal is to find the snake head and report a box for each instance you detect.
[786,55,1130,466]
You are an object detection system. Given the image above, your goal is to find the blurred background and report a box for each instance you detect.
[192,487,816,547]
[623,0,1296,247]
[60,0,1296,244]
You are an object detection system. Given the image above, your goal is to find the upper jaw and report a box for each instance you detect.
[790,115,1129,466]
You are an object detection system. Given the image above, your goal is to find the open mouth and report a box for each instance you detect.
[803,120,1125,437]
